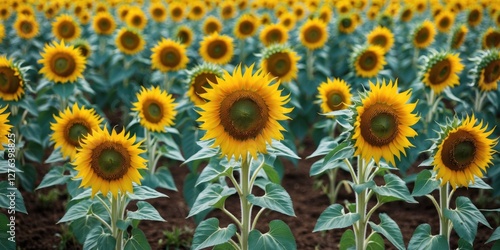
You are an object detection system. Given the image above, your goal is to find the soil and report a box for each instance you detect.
[13,139,499,250]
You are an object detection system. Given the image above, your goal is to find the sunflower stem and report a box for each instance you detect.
[327,168,339,204]
[474,89,487,112]
[439,183,451,243]
[239,157,252,250]
[146,128,157,174]
[306,49,314,81]
[343,158,358,184]
[248,160,265,188]
[251,207,266,230]
[239,39,246,63]
[425,89,436,124]
[354,156,368,250]
[163,72,170,92]
[221,206,242,228]
[111,194,125,250]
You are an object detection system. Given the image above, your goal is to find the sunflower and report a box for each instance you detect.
[433,115,497,189]
[17,4,34,16]
[421,52,464,94]
[176,25,194,47]
[169,2,185,22]
[202,16,223,35]
[187,63,223,105]
[38,40,86,84]
[73,126,147,198]
[415,0,427,13]
[115,27,145,55]
[259,12,272,25]
[467,5,483,27]
[336,1,352,14]
[317,78,352,116]
[292,3,307,20]
[51,14,81,42]
[51,103,103,160]
[149,2,167,22]
[0,106,11,151]
[260,44,300,83]
[259,23,288,47]
[435,10,454,33]
[0,23,4,42]
[150,38,189,72]
[73,2,85,16]
[338,14,358,34]
[132,86,177,132]
[126,8,148,30]
[317,5,332,23]
[78,11,91,25]
[14,14,39,39]
[450,25,468,50]
[234,14,259,40]
[199,32,234,65]
[366,6,379,21]
[0,5,11,20]
[412,20,436,49]
[352,79,419,166]
[400,7,413,22]
[482,28,500,49]
[92,12,116,36]
[44,4,58,19]
[473,50,500,92]
[0,57,25,101]
[220,1,235,20]
[72,39,92,58]
[367,26,394,54]
[352,45,386,78]
[117,4,131,22]
[197,64,293,160]
[188,1,206,21]
[95,2,108,13]
[299,18,328,50]
[279,12,296,30]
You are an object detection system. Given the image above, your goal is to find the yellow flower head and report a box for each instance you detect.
[299,18,328,50]
[367,26,395,54]
[115,27,145,55]
[435,9,455,33]
[482,28,500,49]
[317,78,352,116]
[14,14,39,39]
[234,14,259,39]
[0,106,12,151]
[52,14,81,42]
[260,44,300,83]
[151,38,189,72]
[132,86,177,132]
[450,25,468,50]
[199,32,234,65]
[169,2,185,22]
[187,63,224,106]
[188,1,206,21]
[472,50,500,92]
[413,20,436,49]
[149,2,167,22]
[176,25,195,47]
[467,5,483,27]
[92,12,116,36]
[202,16,223,35]
[0,56,25,101]
[126,7,148,30]
[38,40,87,84]
[352,45,386,78]
[259,23,289,47]
[421,52,464,94]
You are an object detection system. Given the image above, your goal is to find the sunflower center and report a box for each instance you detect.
[20,21,33,34]
[428,59,451,85]
[153,8,164,18]
[207,40,228,59]
[304,26,322,43]
[160,47,181,68]
[327,92,344,110]
[452,30,465,49]
[121,31,140,50]
[468,10,479,23]
[132,15,142,26]
[58,20,76,38]
[222,6,232,16]
[194,72,216,98]
[220,91,269,140]
[192,6,202,15]
[441,130,477,171]
[372,35,387,47]
[92,143,130,181]
[266,29,282,43]
[143,100,163,123]
[206,22,219,33]
[267,52,291,77]
[172,7,182,17]
[239,20,254,35]
[402,9,412,20]
[486,32,500,48]
[76,45,90,57]
[439,17,450,29]
[415,28,429,44]
[360,103,399,146]
[359,51,377,71]
[341,18,352,29]
[97,18,111,32]
[178,30,190,44]
[66,123,89,146]
[51,53,77,77]
[0,67,21,94]
[483,59,500,83]
[282,19,291,27]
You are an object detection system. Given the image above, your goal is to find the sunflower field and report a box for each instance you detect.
[1,0,500,249]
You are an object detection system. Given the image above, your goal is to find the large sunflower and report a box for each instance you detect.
[413,20,436,49]
[352,80,419,166]
[482,28,500,49]
[73,126,147,198]
[151,38,189,72]
[450,25,468,50]
[51,103,103,160]
[259,23,288,47]
[115,27,145,55]
[0,106,12,151]
[52,14,81,42]
[38,40,86,84]
[132,86,177,132]
[197,64,293,160]
[473,50,500,92]
[92,12,116,36]
[234,14,259,39]
[14,14,39,39]
[260,44,300,83]
[202,16,223,35]
[367,26,394,54]
[352,45,386,78]
[435,10,454,33]
[299,18,328,50]
[421,52,464,94]
[199,32,234,65]
[433,115,497,189]
[317,78,352,116]
[176,25,194,47]
[0,56,25,101]
[187,63,223,105]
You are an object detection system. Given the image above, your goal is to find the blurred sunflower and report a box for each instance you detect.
[14,14,39,39]
[150,38,189,72]
[197,64,293,160]
[467,5,483,27]
[188,1,206,21]
[51,103,103,160]
[117,4,131,22]
[367,26,394,54]
[352,79,419,166]
[421,52,464,94]
[433,115,497,189]
[132,86,177,132]
[73,126,147,198]
[72,39,92,59]
[44,4,57,19]
[0,23,4,42]
[220,1,236,20]
[169,2,185,22]
[292,3,307,20]
[259,13,272,25]
[0,56,25,101]
[38,40,86,84]
[78,11,91,25]
[0,106,11,151]
[92,12,116,36]
[126,7,148,30]
[187,63,223,105]
[482,28,500,49]
[95,2,108,13]
[400,6,413,22]
[73,2,85,17]
[115,27,145,55]
[234,14,259,39]
[259,23,288,47]
[414,0,427,13]
[279,12,297,30]
[473,50,500,92]
[202,16,223,35]
[435,10,454,33]
[317,5,332,23]
[450,25,467,50]
[352,45,386,78]
[317,78,352,116]
[52,14,81,42]
[149,2,167,22]
[260,44,300,83]
[299,18,328,50]
[338,14,358,34]
[176,25,194,47]
[0,5,11,20]
[17,4,34,16]
[412,20,436,49]
[199,32,234,65]
[366,6,379,21]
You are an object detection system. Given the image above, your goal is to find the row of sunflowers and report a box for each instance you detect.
[0,0,500,249]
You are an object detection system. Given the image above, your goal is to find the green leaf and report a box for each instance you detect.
[141,167,177,191]
[339,229,356,250]
[408,224,448,250]
[247,183,295,216]
[248,220,296,250]
[83,226,115,250]
[307,138,337,159]
[213,242,237,250]
[351,180,375,194]
[183,140,219,165]
[310,158,349,176]
[412,170,440,197]
[124,228,152,250]
[457,238,473,250]
[18,163,36,192]
[156,133,185,162]
[127,201,165,222]
[127,185,168,200]
[58,200,92,223]
[366,233,385,250]
[323,142,354,167]
[262,164,281,184]
[0,213,15,250]
[372,174,417,203]
[196,163,233,187]
[267,140,300,159]
[187,184,236,218]
[313,204,360,232]
[486,227,500,244]
[44,148,67,164]
[444,196,491,245]
[191,218,237,250]
[0,181,27,214]
[70,216,100,243]
[468,176,492,189]
[368,213,405,250]
[36,166,71,190]
[52,81,76,99]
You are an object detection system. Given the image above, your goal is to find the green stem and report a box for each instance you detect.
[306,49,314,80]
[239,39,246,63]
[163,72,170,92]
[425,89,436,124]
[111,195,124,250]
[249,160,265,188]
[92,213,113,232]
[221,206,242,228]
[327,168,339,204]
[343,158,358,184]
[146,128,157,174]
[251,207,266,230]
[240,158,252,250]
[439,183,451,243]
[354,156,367,250]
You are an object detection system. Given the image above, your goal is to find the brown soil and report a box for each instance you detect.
[13,141,498,250]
